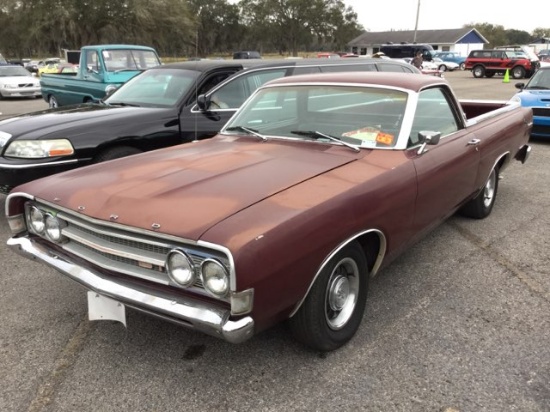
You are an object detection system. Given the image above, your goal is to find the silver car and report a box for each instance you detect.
[0,65,41,99]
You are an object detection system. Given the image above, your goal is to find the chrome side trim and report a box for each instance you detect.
[7,236,254,344]
[0,159,79,169]
[289,228,387,318]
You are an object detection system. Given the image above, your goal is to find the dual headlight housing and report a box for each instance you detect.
[166,249,230,298]
[26,205,67,243]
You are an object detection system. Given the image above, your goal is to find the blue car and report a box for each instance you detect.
[432,52,466,70]
[510,66,550,138]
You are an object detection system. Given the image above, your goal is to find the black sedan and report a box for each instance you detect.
[0,58,420,193]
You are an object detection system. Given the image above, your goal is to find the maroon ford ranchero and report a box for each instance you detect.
[6,72,532,352]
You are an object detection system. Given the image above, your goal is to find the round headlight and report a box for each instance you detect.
[28,206,45,234]
[45,214,63,242]
[166,250,196,287]
[104,84,118,96]
[201,259,229,297]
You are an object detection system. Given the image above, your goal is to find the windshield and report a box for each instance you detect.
[525,68,550,89]
[0,66,32,77]
[105,68,201,107]
[223,84,408,149]
[102,49,161,72]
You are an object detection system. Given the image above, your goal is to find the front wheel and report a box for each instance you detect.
[48,95,58,108]
[459,167,499,219]
[438,64,447,72]
[511,66,526,79]
[459,62,466,71]
[472,65,485,78]
[288,241,369,352]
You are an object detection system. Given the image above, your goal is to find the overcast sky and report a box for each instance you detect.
[344,0,549,34]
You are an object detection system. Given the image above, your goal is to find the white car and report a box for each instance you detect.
[431,57,460,72]
[0,65,41,99]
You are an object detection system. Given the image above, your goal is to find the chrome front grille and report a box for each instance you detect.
[32,204,229,291]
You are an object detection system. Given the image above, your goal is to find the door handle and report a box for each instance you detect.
[467,139,481,146]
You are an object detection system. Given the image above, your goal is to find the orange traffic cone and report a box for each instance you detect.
[503,69,510,83]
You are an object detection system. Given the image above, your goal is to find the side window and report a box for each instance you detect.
[292,66,321,75]
[86,51,100,72]
[197,71,236,96]
[377,62,411,73]
[409,88,459,146]
[210,68,287,109]
[320,64,376,73]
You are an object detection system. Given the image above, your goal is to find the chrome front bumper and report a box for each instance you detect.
[8,236,254,344]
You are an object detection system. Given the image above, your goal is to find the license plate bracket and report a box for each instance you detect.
[87,291,127,327]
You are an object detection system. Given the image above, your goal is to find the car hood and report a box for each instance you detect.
[0,75,40,85]
[517,89,550,105]
[0,104,166,140]
[19,136,362,240]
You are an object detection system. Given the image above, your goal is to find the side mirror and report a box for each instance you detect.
[515,82,525,90]
[196,94,211,111]
[416,130,441,155]
[418,130,441,145]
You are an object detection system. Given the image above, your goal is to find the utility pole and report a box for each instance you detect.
[413,0,421,43]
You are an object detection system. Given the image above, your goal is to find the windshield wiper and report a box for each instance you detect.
[290,130,360,152]
[107,102,141,107]
[225,126,268,141]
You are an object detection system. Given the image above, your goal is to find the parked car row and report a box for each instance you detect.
[0,57,421,193]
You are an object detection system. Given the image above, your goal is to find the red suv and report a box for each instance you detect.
[464,49,539,79]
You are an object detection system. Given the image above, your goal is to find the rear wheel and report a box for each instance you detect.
[472,65,485,78]
[511,66,526,79]
[288,241,369,352]
[94,146,142,162]
[460,167,499,219]
[459,62,466,70]
[48,95,58,108]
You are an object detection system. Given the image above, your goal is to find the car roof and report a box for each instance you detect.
[153,57,420,73]
[262,71,447,93]
[153,60,248,71]
[235,57,418,70]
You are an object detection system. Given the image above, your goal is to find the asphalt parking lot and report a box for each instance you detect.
[0,70,548,412]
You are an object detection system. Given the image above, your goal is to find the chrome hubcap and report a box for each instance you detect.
[483,170,496,208]
[325,257,360,330]
[329,276,350,311]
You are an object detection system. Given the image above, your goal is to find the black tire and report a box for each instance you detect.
[289,241,369,352]
[94,146,142,162]
[511,66,526,79]
[472,65,485,78]
[459,167,499,219]
[48,95,58,108]
[459,62,466,71]
[438,64,447,72]
[485,72,495,78]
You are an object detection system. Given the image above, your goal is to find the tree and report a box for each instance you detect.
[239,0,363,56]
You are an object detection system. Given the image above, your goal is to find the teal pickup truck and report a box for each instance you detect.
[40,44,161,108]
